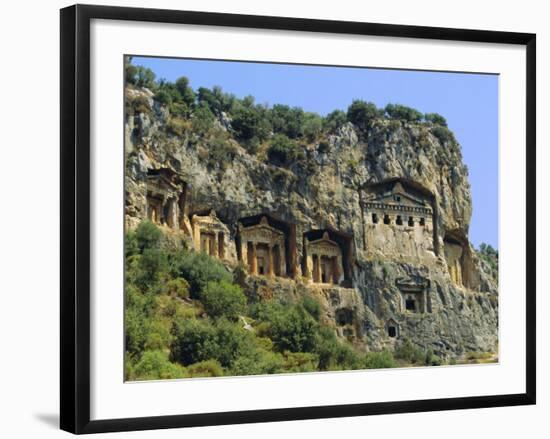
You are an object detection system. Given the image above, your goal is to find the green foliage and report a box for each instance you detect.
[323,110,347,133]
[175,76,196,108]
[125,284,155,356]
[172,251,232,298]
[394,339,426,364]
[424,112,448,126]
[424,349,442,366]
[171,318,254,368]
[127,350,187,381]
[231,105,271,150]
[364,350,397,369]
[478,243,499,281]
[303,112,323,142]
[301,296,321,321]
[201,281,247,320]
[191,103,215,136]
[313,326,361,370]
[197,86,235,116]
[385,103,423,122]
[164,278,190,299]
[281,351,318,372]
[137,248,169,289]
[206,134,238,167]
[346,100,382,131]
[431,125,456,144]
[254,302,317,353]
[270,104,306,139]
[135,221,163,252]
[186,359,224,377]
[230,350,285,376]
[125,62,156,89]
[267,134,305,166]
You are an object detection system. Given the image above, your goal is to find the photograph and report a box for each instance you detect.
[123,56,499,381]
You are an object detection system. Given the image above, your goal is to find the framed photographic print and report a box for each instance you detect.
[60,4,536,434]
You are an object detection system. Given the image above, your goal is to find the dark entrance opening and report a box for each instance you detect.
[388,326,397,338]
[405,298,416,311]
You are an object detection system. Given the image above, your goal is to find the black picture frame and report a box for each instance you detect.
[60,4,536,434]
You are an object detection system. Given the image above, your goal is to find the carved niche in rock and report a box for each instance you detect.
[191,209,231,261]
[443,229,478,290]
[303,229,354,286]
[360,178,439,258]
[396,276,431,314]
[237,214,296,278]
[145,167,190,234]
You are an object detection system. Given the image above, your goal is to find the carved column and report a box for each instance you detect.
[251,243,257,275]
[268,245,274,277]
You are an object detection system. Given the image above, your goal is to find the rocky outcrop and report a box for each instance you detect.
[125,87,498,360]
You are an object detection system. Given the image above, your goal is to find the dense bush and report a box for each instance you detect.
[364,350,397,369]
[191,103,216,136]
[231,104,271,151]
[171,318,254,368]
[164,278,190,299]
[127,350,187,381]
[346,100,382,131]
[125,63,156,89]
[186,359,224,377]
[135,221,163,252]
[385,103,423,122]
[267,134,305,166]
[201,280,247,320]
[424,112,447,126]
[172,251,232,298]
[323,110,347,133]
[394,339,426,364]
[303,113,323,142]
[431,125,456,144]
[270,104,305,139]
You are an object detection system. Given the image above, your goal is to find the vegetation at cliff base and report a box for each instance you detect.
[124,221,454,380]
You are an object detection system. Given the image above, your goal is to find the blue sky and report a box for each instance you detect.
[131,56,498,249]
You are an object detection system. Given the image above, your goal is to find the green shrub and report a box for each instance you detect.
[301,296,322,321]
[431,125,456,144]
[125,284,156,356]
[154,89,172,106]
[270,104,305,139]
[255,302,318,353]
[165,278,190,299]
[126,64,156,89]
[303,113,323,142]
[207,134,238,168]
[171,318,253,368]
[347,100,382,131]
[424,112,447,126]
[201,281,247,320]
[231,105,271,146]
[175,76,196,108]
[323,110,347,133]
[191,103,215,136]
[186,359,224,377]
[137,248,169,288]
[267,134,305,166]
[282,351,318,372]
[384,103,423,122]
[364,350,397,369]
[394,339,425,364]
[172,251,232,298]
[135,221,163,252]
[230,350,284,376]
[128,350,187,381]
[425,349,442,366]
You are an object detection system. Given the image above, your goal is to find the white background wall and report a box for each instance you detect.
[0,0,546,437]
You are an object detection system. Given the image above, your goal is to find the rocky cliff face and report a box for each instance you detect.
[125,87,498,360]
